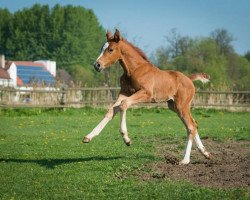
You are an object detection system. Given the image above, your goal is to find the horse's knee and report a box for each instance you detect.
[120,100,128,111]
[105,109,114,119]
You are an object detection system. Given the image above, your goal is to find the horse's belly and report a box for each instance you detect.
[152,89,175,103]
[152,78,177,102]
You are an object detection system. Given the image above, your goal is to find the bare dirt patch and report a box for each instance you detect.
[142,139,250,189]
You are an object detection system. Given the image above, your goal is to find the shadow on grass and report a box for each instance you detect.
[0,156,123,169]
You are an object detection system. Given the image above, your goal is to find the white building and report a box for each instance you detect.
[0,55,56,88]
[35,60,56,77]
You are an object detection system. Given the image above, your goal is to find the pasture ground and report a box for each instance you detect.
[0,107,249,199]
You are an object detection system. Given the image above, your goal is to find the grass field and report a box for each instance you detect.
[0,107,249,199]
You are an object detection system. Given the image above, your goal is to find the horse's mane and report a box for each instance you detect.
[123,39,150,63]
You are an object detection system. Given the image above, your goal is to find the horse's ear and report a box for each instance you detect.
[106,30,112,41]
[114,29,122,42]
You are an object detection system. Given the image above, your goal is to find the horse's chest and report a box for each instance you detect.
[120,75,139,95]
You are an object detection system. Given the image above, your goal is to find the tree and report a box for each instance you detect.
[226,54,250,90]
[165,28,192,58]
[173,38,231,89]
[0,4,106,86]
[210,29,235,55]
[210,29,250,90]
[157,31,234,89]
[153,46,170,69]
[68,65,95,86]
[244,51,250,62]
[0,8,13,57]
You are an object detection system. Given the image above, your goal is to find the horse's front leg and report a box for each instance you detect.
[120,89,152,111]
[119,90,152,145]
[120,110,131,146]
[83,94,127,143]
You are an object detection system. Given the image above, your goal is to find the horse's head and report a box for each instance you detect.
[94,29,122,72]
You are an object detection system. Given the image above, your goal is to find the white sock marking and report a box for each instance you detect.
[120,111,130,143]
[194,133,204,150]
[120,111,127,134]
[194,133,210,158]
[86,117,110,140]
[181,138,193,164]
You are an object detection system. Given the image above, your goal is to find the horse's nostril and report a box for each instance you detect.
[94,62,102,72]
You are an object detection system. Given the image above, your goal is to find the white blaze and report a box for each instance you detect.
[96,42,109,61]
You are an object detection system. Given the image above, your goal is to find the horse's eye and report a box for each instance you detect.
[108,48,113,53]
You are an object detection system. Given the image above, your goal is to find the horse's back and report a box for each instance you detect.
[152,69,195,102]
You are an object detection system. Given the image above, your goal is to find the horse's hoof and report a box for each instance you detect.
[125,140,132,146]
[82,137,91,143]
[123,138,132,146]
[204,151,212,159]
[179,159,190,165]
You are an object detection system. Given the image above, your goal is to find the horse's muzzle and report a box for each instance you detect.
[94,62,103,72]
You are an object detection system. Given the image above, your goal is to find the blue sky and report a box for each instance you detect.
[1,0,250,55]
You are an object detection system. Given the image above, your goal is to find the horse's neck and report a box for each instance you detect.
[119,59,133,76]
[119,50,149,76]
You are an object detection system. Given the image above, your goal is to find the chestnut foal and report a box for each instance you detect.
[83,29,211,164]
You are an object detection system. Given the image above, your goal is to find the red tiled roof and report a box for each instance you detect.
[4,61,13,70]
[0,68,10,79]
[14,61,45,67]
[17,76,23,86]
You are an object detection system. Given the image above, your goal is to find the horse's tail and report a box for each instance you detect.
[188,73,210,83]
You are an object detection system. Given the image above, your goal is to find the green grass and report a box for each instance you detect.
[0,107,249,199]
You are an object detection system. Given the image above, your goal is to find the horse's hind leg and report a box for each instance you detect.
[167,99,194,164]
[167,99,177,112]
[176,105,210,164]
[167,99,192,163]
[178,109,196,164]
[194,132,211,159]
